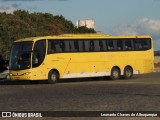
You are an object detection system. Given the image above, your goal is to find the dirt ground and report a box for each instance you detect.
[154,67,160,72]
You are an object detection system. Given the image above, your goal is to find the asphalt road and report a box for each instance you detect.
[0,72,160,119]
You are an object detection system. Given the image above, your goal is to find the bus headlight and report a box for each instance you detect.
[10,73,13,76]
[22,72,31,76]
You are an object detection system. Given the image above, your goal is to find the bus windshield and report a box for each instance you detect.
[9,41,33,70]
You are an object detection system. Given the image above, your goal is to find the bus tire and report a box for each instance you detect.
[123,67,133,79]
[48,70,59,84]
[110,67,120,80]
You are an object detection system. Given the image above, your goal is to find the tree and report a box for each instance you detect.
[0,10,96,58]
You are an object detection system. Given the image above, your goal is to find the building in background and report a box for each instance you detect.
[76,19,95,29]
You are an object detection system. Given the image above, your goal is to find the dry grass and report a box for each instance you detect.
[154,56,160,72]
[154,56,160,64]
[154,56,160,67]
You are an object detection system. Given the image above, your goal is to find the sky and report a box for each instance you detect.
[0,0,160,50]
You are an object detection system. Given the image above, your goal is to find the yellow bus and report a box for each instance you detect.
[9,34,154,84]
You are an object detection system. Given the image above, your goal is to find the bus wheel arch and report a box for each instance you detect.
[110,66,121,80]
[123,66,133,79]
[48,69,60,84]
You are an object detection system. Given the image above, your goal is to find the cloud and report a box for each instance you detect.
[112,18,160,40]
[0,4,17,13]
[0,0,42,1]
[0,1,39,13]
[26,5,37,10]
[0,0,69,13]
[11,3,21,8]
[0,0,69,1]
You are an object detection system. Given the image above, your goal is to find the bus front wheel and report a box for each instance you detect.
[110,67,120,80]
[48,70,59,84]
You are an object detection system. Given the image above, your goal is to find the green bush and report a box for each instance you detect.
[0,10,96,59]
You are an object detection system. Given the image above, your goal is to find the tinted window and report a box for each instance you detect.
[77,40,84,52]
[89,40,94,51]
[9,42,33,70]
[64,40,77,52]
[48,38,151,53]
[64,41,70,52]
[84,40,90,52]
[48,40,56,54]
[48,40,64,53]
[99,40,107,51]
[94,40,100,51]
[117,40,124,51]
[141,39,151,50]
[48,40,83,53]
[32,40,46,68]
[124,40,134,50]
[74,41,79,51]
[134,38,151,50]
[107,40,116,51]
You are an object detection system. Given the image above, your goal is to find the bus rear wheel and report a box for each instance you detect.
[110,67,120,80]
[48,70,59,84]
[123,67,133,79]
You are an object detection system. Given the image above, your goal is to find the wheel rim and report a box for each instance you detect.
[51,74,56,81]
[126,70,131,77]
[113,70,119,78]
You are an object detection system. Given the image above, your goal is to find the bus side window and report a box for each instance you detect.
[64,41,70,52]
[117,40,123,51]
[78,40,84,52]
[60,41,65,52]
[84,40,90,52]
[48,41,51,54]
[103,40,108,51]
[70,40,77,52]
[74,41,79,52]
[124,40,133,51]
[107,40,115,51]
[48,40,56,54]
[94,40,100,51]
[99,40,106,51]
[32,40,46,68]
[64,40,77,52]
[141,39,151,50]
[107,41,112,51]
[55,41,62,52]
[90,40,94,51]
[135,39,142,50]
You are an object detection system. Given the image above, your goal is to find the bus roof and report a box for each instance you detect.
[15,34,152,42]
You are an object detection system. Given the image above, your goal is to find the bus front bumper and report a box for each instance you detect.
[9,72,32,80]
